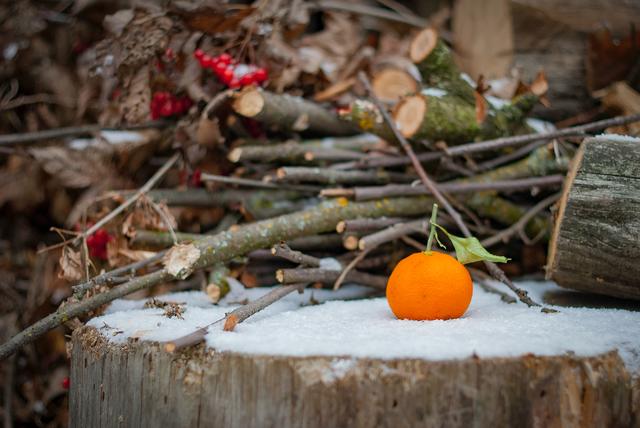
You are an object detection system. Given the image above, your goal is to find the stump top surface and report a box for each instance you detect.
[87,280,640,373]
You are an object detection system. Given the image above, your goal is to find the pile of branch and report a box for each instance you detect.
[2,10,640,363]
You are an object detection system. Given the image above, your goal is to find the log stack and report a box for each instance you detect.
[547,136,640,299]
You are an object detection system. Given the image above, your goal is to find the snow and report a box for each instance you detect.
[595,133,640,143]
[421,88,447,98]
[88,281,640,373]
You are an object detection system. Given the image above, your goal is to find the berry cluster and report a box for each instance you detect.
[86,228,112,261]
[194,49,268,89]
[150,92,193,120]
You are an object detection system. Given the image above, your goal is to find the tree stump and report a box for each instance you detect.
[547,136,640,300]
[70,326,637,428]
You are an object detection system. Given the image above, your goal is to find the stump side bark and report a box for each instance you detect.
[70,326,636,428]
[547,136,640,300]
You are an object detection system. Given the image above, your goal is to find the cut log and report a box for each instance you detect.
[70,326,636,428]
[547,136,640,300]
[392,92,537,143]
[232,87,357,136]
[371,68,419,103]
[409,27,476,104]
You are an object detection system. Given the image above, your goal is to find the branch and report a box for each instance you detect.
[165,284,304,352]
[276,268,387,289]
[275,166,415,185]
[270,243,321,267]
[0,120,170,147]
[358,219,428,251]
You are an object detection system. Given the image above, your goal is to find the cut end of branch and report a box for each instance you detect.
[275,168,287,179]
[372,69,419,103]
[228,147,242,163]
[336,221,346,233]
[233,87,265,118]
[393,95,428,138]
[164,343,177,353]
[343,235,359,250]
[409,27,439,63]
[223,314,239,332]
[275,269,285,283]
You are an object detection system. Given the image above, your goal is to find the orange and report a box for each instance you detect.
[386,252,472,320]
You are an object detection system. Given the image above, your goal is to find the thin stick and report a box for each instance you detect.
[333,249,371,290]
[358,219,428,251]
[277,268,387,289]
[311,0,429,29]
[0,121,170,146]
[468,267,517,304]
[359,72,547,309]
[72,153,180,246]
[200,172,319,193]
[270,243,321,267]
[165,284,304,352]
[331,112,640,169]
[480,193,561,248]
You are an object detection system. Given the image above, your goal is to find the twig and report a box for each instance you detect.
[468,268,517,304]
[229,142,366,164]
[443,112,640,158]
[200,172,319,193]
[323,175,565,201]
[358,219,428,251]
[275,166,415,185]
[0,120,170,146]
[336,217,406,233]
[480,193,561,248]
[333,249,371,290]
[331,112,640,169]
[270,243,320,267]
[165,284,304,352]
[474,139,549,172]
[359,72,548,309]
[72,153,180,246]
[276,268,387,289]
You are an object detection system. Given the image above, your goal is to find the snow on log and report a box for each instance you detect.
[547,135,640,300]
[70,282,640,427]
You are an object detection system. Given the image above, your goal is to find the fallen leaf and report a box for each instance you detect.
[223,314,238,332]
[59,246,83,281]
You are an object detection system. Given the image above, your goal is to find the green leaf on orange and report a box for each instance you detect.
[431,223,509,265]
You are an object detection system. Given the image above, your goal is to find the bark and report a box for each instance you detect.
[232,87,357,136]
[228,142,365,164]
[70,328,636,428]
[392,92,539,143]
[275,166,415,185]
[547,136,640,300]
[276,268,387,289]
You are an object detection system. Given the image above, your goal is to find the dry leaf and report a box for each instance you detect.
[120,65,151,123]
[103,9,134,37]
[122,195,177,238]
[163,243,201,279]
[30,146,112,188]
[59,246,83,281]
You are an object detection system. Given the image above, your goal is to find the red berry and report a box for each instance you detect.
[189,169,202,187]
[194,49,204,60]
[62,377,70,390]
[221,68,234,84]
[201,55,213,69]
[164,48,174,60]
[229,78,241,89]
[160,101,174,117]
[239,74,254,86]
[218,53,232,64]
[214,62,227,76]
[253,68,268,83]
[87,229,111,260]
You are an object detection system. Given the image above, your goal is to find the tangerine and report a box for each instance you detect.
[386,251,472,320]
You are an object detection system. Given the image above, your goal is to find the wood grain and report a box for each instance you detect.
[548,136,640,299]
[71,326,636,428]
